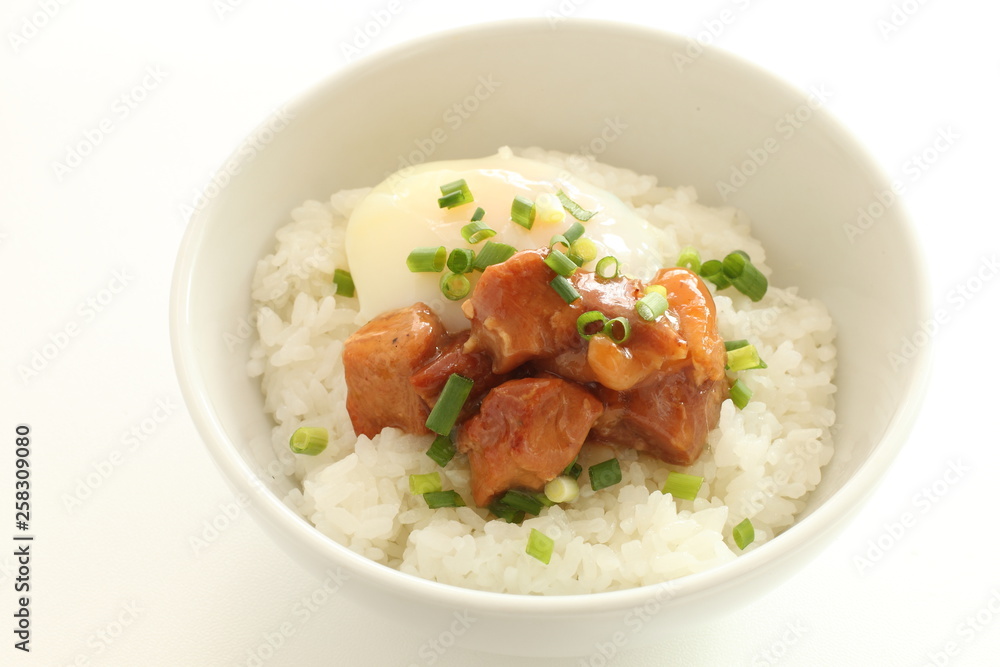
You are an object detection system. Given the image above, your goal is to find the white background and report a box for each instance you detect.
[2,0,998,665]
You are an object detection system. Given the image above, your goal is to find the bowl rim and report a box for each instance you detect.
[170,17,933,614]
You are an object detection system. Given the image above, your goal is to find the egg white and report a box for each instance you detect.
[345,150,662,331]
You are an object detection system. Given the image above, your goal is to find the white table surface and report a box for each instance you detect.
[4,0,998,665]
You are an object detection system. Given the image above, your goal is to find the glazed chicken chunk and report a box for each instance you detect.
[456,377,603,507]
[343,303,447,438]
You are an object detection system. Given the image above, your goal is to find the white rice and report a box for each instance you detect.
[248,148,837,594]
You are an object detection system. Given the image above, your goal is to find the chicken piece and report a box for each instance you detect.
[456,378,603,507]
[592,369,727,465]
[464,250,690,389]
[585,268,726,464]
[649,267,726,384]
[462,250,580,373]
[410,330,505,419]
[343,303,447,438]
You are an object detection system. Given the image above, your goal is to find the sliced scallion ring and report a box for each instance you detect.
[722,251,768,301]
[635,291,669,321]
[676,246,702,273]
[535,192,566,224]
[576,311,608,339]
[699,259,731,289]
[437,179,473,209]
[549,234,571,253]
[511,195,536,229]
[461,220,496,244]
[470,206,486,222]
[426,434,456,467]
[662,472,703,501]
[730,378,752,410]
[499,490,544,516]
[562,221,586,243]
[409,472,443,495]
[424,374,474,435]
[603,316,632,344]
[543,248,578,277]
[526,528,555,564]
[733,518,755,550]
[472,241,516,271]
[550,275,581,304]
[289,427,329,456]
[569,238,597,264]
[726,343,767,371]
[644,284,667,298]
[588,458,622,491]
[406,246,447,273]
[544,476,580,504]
[439,271,471,301]
[332,268,355,297]
[488,501,525,524]
[595,256,620,279]
[446,248,476,274]
[562,458,583,480]
[423,490,465,509]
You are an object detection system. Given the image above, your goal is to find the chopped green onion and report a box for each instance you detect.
[662,472,703,501]
[535,492,556,507]
[549,234,570,252]
[595,256,620,279]
[526,528,555,564]
[426,434,456,467]
[544,476,580,503]
[562,458,582,480]
[409,472,442,495]
[699,259,731,289]
[446,248,476,274]
[726,343,767,371]
[722,251,768,301]
[635,291,669,321]
[499,490,544,516]
[562,221,586,243]
[733,518,755,550]
[730,378,752,410]
[644,284,667,298]
[603,317,632,344]
[577,311,608,340]
[437,179,473,208]
[332,269,355,297]
[569,238,597,264]
[439,272,471,301]
[588,458,622,492]
[676,246,702,273]
[550,275,581,304]
[472,241,516,271]
[470,206,486,222]
[724,339,750,352]
[488,501,525,524]
[289,426,328,456]
[406,246,447,273]
[424,373,474,435]
[535,192,566,225]
[544,248,578,277]
[510,195,536,229]
[556,190,597,221]
[461,220,496,244]
[423,490,465,509]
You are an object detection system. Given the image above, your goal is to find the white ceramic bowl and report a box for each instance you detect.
[171,20,930,657]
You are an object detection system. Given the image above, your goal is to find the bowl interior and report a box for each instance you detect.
[172,18,929,654]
